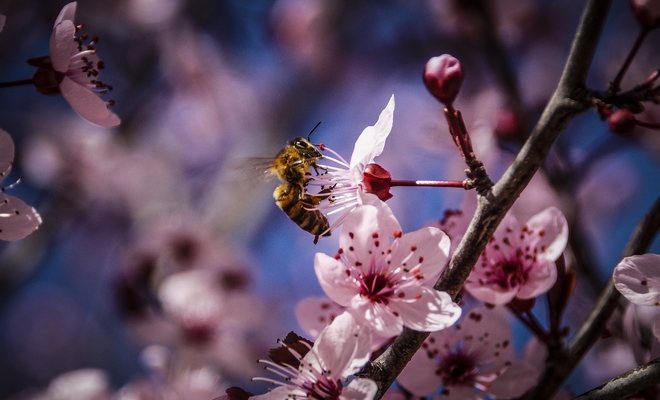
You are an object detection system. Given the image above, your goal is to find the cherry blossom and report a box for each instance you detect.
[0,14,5,32]
[314,194,461,338]
[397,307,540,399]
[614,253,660,341]
[252,312,377,400]
[304,95,395,232]
[0,129,42,241]
[31,2,119,127]
[464,207,568,306]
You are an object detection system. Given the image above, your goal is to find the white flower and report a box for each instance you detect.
[306,95,395,232]
[314,195,461,338]
[252,312,377,400]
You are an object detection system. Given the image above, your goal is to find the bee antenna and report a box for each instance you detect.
[307,121,322,142]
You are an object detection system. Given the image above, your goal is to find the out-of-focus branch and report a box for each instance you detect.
[359,1,613,398]
[530,196,660,399]
[573,356,660,400]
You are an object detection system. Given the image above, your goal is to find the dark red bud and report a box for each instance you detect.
[423,54,464,106]
[608,109,637,136]
[29,56,64,96]
[362,163,393,201]
[630,0,660,30]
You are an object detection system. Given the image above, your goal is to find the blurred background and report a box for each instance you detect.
[0,0,659,398]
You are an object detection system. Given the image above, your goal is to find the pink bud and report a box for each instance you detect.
[608,109,637,136]
[423,54,464,106]
[630,0,660,30]
[362,163,393,201]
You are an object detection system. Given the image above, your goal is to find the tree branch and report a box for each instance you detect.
[574,357,660,400]
[359,0,613,398]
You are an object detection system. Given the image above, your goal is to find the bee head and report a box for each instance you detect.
[288,137,322,159]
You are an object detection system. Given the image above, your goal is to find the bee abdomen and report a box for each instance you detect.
[274,184,330,236]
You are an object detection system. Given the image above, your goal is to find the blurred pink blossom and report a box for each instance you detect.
[397,307,539,399]
[614,254,660,341]
[465,207,568,305]
[314,196,461,338]
[0,129,42,241]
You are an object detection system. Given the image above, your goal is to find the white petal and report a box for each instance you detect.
[312,312,372,379]
[0,129,15,179]
[524,206,568,262]
[392,288,461,332]
[349,95,395,182]
[350,296,403,338]
[614,254,660,305]
[54,2,77,26]
[50,21,76,72]
[341,378,378,400]
[0,194,42,241]
[314,253,359,306]
[59,76,121,127]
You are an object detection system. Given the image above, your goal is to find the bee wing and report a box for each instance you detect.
[0,194,42,241]
[226,157,278,185]
[0,129,15,181]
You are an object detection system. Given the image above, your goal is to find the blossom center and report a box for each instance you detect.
[359,272,394,304]
[436,349,478,387]
[301,376,343,400]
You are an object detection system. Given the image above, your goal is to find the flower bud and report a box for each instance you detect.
[608,109,637,136]
[423,54,464,106]
[630,0,660,30]
[362,163,393,201]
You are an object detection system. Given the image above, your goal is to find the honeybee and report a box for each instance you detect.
[270,128,331,237]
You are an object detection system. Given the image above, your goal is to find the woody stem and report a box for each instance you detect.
[388,179,467,188]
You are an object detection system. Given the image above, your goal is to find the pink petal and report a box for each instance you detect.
[350,296,403,338]
[358,192,402,234]
[391,288,460,332]
[50,21,76,72]
[0,129,15,178]
[389,227,450,285]
[312,312,372,379]
[614,254,660,305]
[0,14,6,32]
[250,386,295,400]
[339,205,387,269]
[295,296,346,340]
[487,360,540,398]
[654,315,660,341]
[0,194,42,241]
[459,307,516,366]
[314,253,359,306]
[59,76,121,127]
[443,386,482,400]
[516,259,557,299]
[341,378,378,400]
[54,2,77,26]
[490,212,523,250]
[524,206,568,262]
[396,340,441,396]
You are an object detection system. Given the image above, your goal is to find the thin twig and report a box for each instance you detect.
[573,357,660,400]
[358,1,612,398]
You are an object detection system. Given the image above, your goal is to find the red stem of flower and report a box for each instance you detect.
[506,304,551,342]
[0,78,35,89]
[635,119,660,130]
[610,27,649,94]
[388,179,468,188]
